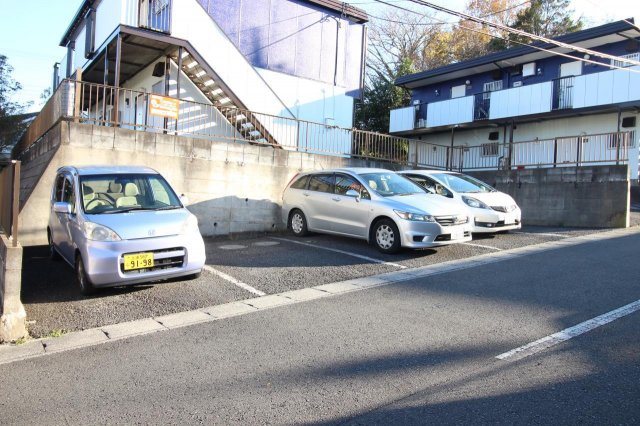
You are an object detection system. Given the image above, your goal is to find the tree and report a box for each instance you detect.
[489,0,583,50]
[0,55,30,156]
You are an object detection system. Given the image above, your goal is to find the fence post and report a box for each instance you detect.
[11,161,20,247]
[74,68,83,122]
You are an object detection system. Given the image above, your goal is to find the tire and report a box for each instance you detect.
[75,255,96,296]
[48,230,61,261]
[288,209,309,237]
[372,218,401,254]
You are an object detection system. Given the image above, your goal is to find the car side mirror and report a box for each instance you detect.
[53,201,72,214]
[180,194,189,205]
[345,189,360,198]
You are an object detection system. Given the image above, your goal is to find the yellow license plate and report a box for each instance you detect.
[123,253,154,271]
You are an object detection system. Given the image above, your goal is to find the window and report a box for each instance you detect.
[482,81,503,99]
[290,175,309,190]
[84,8,96,59]
[451,84,466,99]
[611,52,640,68]
[308,174,334,193]
[335,174,370,199]
[481,143,499,157]
[522,62,536,77]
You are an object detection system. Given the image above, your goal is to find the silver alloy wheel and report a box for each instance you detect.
[376,224,395,249]
[291,213,304,234]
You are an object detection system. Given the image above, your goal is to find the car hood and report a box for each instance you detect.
[462,192,518,208]
[386,194,468,216]
[86,209,192,240]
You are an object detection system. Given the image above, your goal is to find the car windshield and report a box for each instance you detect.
[430,173,496,193]
[360,172,426,197]
[79,173,182,214]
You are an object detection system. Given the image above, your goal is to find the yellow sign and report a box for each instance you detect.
[149,94,179,119]
[124,252,154,271]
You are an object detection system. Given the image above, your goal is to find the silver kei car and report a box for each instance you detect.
[282,168,472,254]
[48,165,206,295]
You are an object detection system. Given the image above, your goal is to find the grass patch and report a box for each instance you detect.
[14,336,28,345]
[47,329,66,338]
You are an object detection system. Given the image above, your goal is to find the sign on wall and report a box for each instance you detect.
[149,94,179,119]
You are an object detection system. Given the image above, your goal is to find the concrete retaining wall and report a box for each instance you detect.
[468,166,630,228]
[0,235,25,342]
[17,121,395,246]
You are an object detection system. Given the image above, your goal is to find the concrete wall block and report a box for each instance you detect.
[155,133,176,157]
[69,123,93,147]
[91,125,116,150]
[192,139,212,160]
[136,131,157,154]
[113,128,137,152]
[174,137,194,158]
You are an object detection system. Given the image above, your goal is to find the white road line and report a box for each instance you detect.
[202,265,266,296]
[497,299,640,361]
[512,231,567,238]
[461,242,503,251]
[270,237,407,269]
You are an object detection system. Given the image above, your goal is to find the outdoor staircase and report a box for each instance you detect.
[170,50,276,146]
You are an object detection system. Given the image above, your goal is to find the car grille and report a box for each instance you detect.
[491,205,517,213]
[435,215,469,226]
[120,247,185,274]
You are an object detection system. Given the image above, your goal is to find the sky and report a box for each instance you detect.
[0,0,637,112]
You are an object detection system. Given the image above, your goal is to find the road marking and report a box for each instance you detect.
[497,299,640,361]
[270,237,407,269]
[461,242,502,251]
[512,231,567,238]
[202,265,266,296]
[219,245,247,250]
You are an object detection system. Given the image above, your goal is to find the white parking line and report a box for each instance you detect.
[461,242,502,251]
[512,231,567,238]
[202,265,266,296]
[497,299,640,361]
[270,237,407,269]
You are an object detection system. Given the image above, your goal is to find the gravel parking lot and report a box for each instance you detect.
[21,225,611,338]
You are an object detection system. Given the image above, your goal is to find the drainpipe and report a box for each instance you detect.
[163,55,171,133]
[616,108,622,165]
[508,120,515,169]
[449,126,457,170]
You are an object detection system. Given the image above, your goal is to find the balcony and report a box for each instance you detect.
[389,65,640,133]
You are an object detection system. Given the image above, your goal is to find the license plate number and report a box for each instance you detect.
[124,253,154,271]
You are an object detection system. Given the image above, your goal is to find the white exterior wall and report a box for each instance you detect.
[95,0,122,49]
[489,82,553,120]
[426,96,474,128]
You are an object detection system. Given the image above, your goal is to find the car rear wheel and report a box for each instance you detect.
[372,219,401,254]
[48,230,60,261]
[289,209,309,237]
[75,255,96,296]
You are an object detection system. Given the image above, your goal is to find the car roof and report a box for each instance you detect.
[301,167,397,175]
[57,165,160,176]
[399,169,456,175]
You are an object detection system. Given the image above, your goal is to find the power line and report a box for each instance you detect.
[405,0,640,67]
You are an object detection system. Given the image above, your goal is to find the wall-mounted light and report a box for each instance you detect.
[465,80,471,85]
[434,89,440,96]
[584,54,591,60]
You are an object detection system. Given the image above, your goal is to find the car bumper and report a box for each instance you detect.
[80,232,206,287]
[396,220,472,248]
[471,208,522,233]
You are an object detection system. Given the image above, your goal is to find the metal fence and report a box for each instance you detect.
[138,0,172,33]
[0,161,21,246]
[15,79,633,174]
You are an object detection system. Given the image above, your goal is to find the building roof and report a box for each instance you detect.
[395,19,640,89]
[60,0,367,46]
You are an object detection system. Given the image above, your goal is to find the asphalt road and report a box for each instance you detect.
[21,226,605,337]
[3,230,639,424]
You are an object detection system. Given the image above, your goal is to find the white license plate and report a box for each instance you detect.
[451,230,465,240]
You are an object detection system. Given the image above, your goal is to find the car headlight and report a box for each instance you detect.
[83,222,121,241]
[462,196,490,209]
[181,214,200,234]
[394,210,435,222]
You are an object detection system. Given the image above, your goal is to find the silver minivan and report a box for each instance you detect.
[48,165,206,295]
[282,168,472,253]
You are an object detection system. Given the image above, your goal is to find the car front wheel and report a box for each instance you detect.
[372,219,401,254]
[75,255,96,296]
[289,209,309,237]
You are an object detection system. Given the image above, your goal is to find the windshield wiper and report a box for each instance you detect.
[153,206,181,211]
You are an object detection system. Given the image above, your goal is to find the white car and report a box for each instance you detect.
[399,170,521,234]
